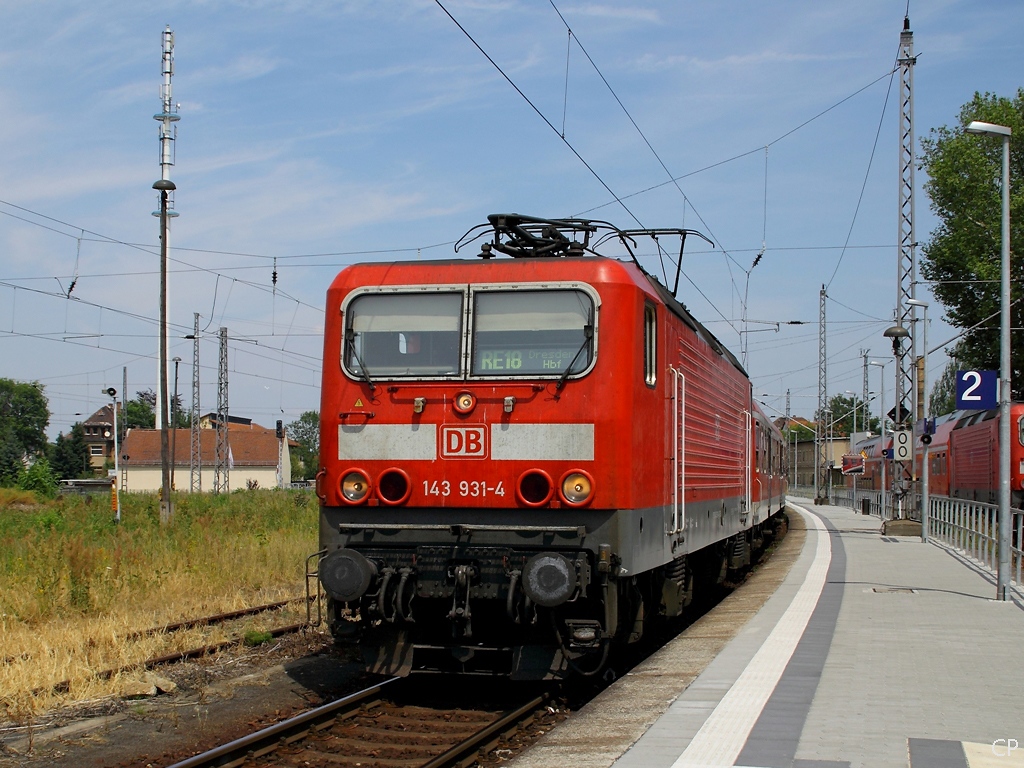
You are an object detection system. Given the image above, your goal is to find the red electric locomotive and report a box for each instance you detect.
[311,215,788,679]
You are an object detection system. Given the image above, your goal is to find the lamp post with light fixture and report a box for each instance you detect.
[172,356,181,492]
[845,391,859,505]
[104,387,121,523]
[869,360,888,517]
[965,119,1012,599]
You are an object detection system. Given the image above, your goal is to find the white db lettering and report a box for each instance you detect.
[441,426,486,458]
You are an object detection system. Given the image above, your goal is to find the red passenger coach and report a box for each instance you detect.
[312,215,788,679]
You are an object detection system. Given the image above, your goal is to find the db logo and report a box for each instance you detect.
[440,426,487,458]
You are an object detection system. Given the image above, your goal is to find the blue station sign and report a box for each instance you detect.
[955,369,998,410]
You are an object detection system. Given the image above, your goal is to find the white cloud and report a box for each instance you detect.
[187,54,282,85]
[561,4,660,24]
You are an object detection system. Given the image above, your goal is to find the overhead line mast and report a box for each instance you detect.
[816,285,827,503]
[894,16,917,504]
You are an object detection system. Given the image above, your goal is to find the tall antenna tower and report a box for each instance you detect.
[153,26,180,429]
[894,16,917,495]
[189,312,201,492]
[816,285,828,502]
[214,327,230,493]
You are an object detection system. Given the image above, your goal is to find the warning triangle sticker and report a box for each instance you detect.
[354,399,364,408]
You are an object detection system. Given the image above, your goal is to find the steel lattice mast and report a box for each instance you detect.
[816,285,827,501]
[189,312,201,492]
[861,350,870,436]
[894,16,917,497]
[214,327,230,493]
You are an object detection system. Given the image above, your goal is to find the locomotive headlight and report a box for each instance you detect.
[341,469,371,503]
[560,470,594,506]
[454,391,476,414]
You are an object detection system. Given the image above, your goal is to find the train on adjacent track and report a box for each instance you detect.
[310,214,788,679]
[849,404,1024,508]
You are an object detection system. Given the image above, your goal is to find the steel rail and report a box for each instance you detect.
[125,597,308,640]
[420,692,551,768]
[166,677,402,768]
[44,621,310,696]
[4,598,307,667]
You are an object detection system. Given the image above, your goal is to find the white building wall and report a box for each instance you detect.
[126,465,283,493]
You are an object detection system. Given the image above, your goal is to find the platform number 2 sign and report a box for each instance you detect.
[955,370,998,410]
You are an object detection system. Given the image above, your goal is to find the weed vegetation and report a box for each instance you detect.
[0,487,317,720]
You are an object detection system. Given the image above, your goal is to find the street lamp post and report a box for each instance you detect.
[870,360,888,518]
[105,387,121,523]
[846,391,859,507]
[824,408,833,503]
[171,356,181,492]
[965,119,1012,600]
[154,178,176,525]
[907,298,929,543]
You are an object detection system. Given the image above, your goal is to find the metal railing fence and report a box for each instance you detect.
[929,496,1023,591]
[817,488,1023,594]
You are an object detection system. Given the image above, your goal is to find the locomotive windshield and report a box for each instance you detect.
[341,286,596,381]
[344,292,463,377]
[471,290,593,376]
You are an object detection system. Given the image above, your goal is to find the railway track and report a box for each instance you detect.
[34,600,312,696]
[166,678,552,768]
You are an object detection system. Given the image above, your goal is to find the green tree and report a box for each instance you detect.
[0,424,24,486]
[920,89,1024,397]
[18,455,59,498]
[49,423,92,480]
[817,394,878,438]
[124,390,156,429]
[287,411,320,480]
[124,389,186,429]
[0,378,50,457]
[929,360,958,416]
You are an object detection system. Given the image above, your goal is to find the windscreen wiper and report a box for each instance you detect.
[555,325,594,392]
[344,329,376,392]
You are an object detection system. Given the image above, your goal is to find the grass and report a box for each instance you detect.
[0,487,318,720]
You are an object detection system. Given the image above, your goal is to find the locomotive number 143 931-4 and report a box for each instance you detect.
[422,480,506,498]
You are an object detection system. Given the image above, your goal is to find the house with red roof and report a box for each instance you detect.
[120,419,292,492]
[81,403,117,474]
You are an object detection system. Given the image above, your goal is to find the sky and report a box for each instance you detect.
[0,0,1021,439]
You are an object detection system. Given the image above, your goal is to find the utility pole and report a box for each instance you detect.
[155,177,175,524]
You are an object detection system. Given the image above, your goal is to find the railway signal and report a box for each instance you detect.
[893,428,912,462]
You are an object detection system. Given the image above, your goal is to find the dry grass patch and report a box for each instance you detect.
[0,488,317,720]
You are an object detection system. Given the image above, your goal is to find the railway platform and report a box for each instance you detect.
[507,499,1024,768]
